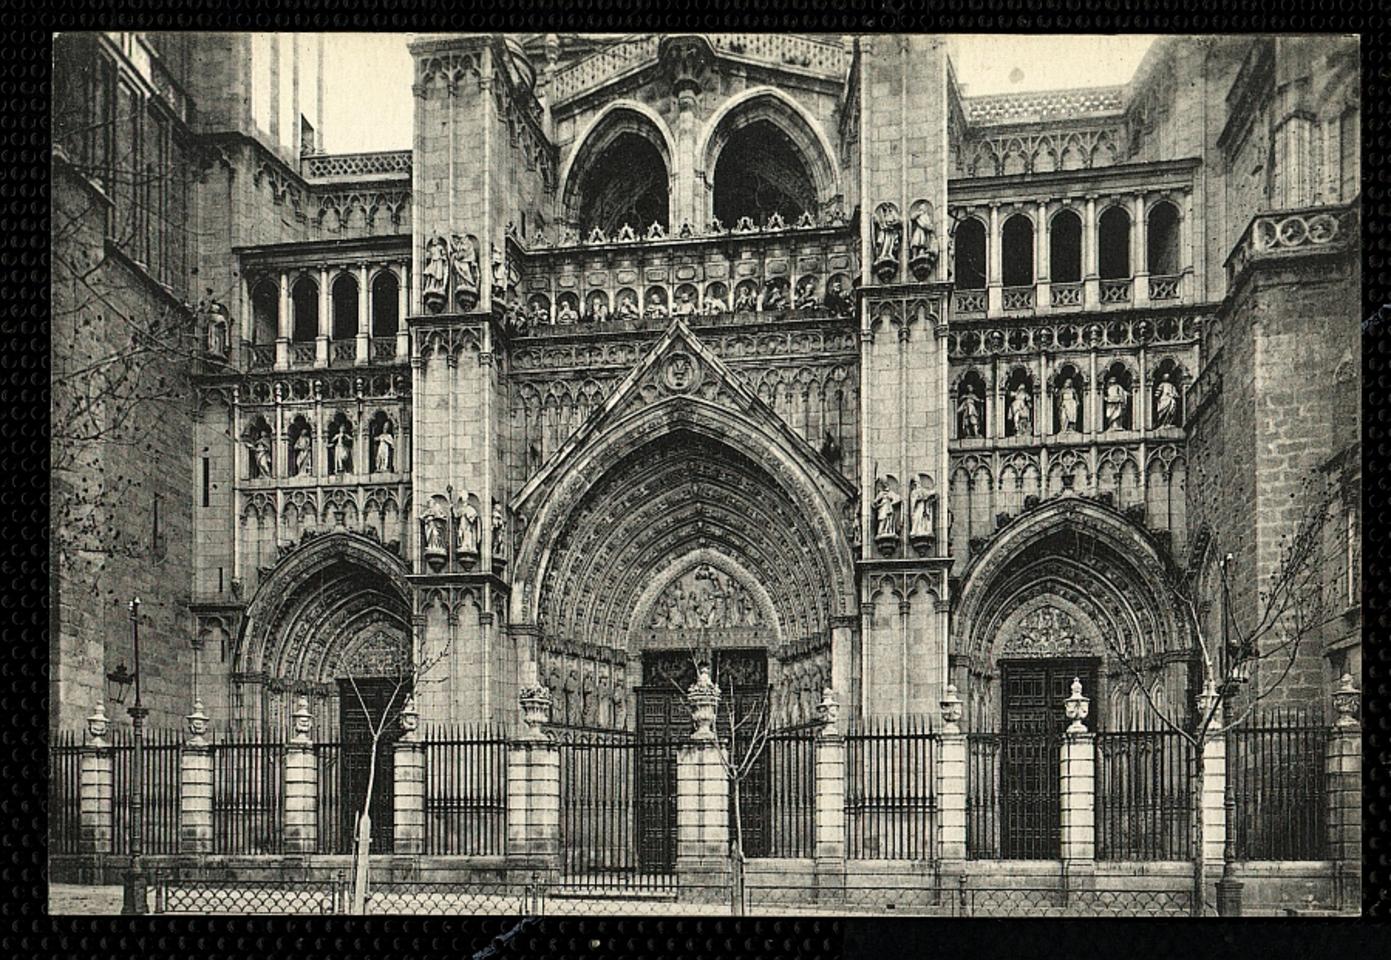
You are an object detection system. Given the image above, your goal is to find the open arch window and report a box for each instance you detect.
[713,120,818,228]
[1049,209,1082,283]
[954,217,987,290]
[291,277,318,343]
[371,271,399,338]
[574,132,669,237]
[1001,214,1034,287]
[1147,201,1181,276]
[331,274,358,340]
[251,279,278,344]
[1097,206,1131,279]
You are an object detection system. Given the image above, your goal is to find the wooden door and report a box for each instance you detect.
[337,678,405,854]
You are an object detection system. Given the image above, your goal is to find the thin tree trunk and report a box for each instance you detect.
[730,775,745,916]
[351,733,381,915]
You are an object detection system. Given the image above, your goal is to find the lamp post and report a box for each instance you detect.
[118,598,148,915]
[1214,554,1243,917]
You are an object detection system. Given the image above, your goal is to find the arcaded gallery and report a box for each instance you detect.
[50,32,1361,915]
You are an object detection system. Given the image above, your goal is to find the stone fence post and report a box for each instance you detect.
[1060,678,1095,891]
[506,677,560,876]
[394,697,426,856]
[813,689,846,904]
[675,666,731,904]
[180,700,214,855]
[1328,675,1361,911]
[80,705,115,858]
[937,685,967,864]
[284,696,318,854]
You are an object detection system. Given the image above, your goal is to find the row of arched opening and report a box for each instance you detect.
[953,201,1183,290]
[248,270,402,345]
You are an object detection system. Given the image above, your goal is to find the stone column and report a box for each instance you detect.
[179,700,214,855]
[937,685,967,863]
[79,705,115,856]
[813,690,846,904]
[394,697,426,856]
[1082,194,1100,309]
[505,674,560,877]
[395,262,410,358]
[283,696,318,854]
[1327,675,1361,911]
[1131,193,1149,308]
[986,203,1002,315]
[276,271,291,369]
[1035,199,1051,311]
[355,262,371,365]
[1060,679,1095,894]
[315,266,331,368]
[675,666,731,904]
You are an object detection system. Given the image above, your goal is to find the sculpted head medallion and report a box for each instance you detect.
[661,351,701,394]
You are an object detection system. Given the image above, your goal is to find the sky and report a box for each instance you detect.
[319,34,1157,154]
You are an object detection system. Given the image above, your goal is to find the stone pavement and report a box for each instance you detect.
[48,884,125,915]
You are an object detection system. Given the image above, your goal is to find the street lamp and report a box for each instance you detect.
[116,597,149,916]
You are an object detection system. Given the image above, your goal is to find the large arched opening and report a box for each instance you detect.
[561,105,673,237]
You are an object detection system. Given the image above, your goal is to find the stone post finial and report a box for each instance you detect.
[687,664,721,741]
[940,683,964,734]
[1196,678,1220,719]
[519,679,553,740]
[186,698,210,747]
[1332,673,1360,730]
[398,694,420,741]
[290,695,314,745]
[1064,676,1090,734]
[86,703,110,746]
[817,687,840,735]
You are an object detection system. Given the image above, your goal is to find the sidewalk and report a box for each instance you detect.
[48,884,125,915]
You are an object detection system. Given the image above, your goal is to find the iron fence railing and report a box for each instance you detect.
[845,717,938,860]
[759,727,816,859]
[967,732,1064,859]
[212,735,285,855]
[1095,729,1194,861]
[49,732,84,855]
[314,740,349,854]
[1229,711,1328,860]
[423,725,509,856]
[111,729,183,856]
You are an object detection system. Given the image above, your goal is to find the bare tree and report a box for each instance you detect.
[341,632,452,914]
[1084,476,1338,916]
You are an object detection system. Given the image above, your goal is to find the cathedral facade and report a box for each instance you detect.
[52,34,1361,885]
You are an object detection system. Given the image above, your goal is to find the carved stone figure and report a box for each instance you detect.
[585,295,609,325]
[615,293,640,324]
[705,291,727,315]
[762,281,788,312]
[1153,373,1179,427]
[1058,377,1081,432]
[249,431,273,479]
[528,299,549,327]
[1009,384,1033,436]
[647,564,761,631]
[872,202,902,281]
[491,502,506,560]
[374,421,395,473]
[957,383,982,438]
[824,277,852,317]
[455,497,481,556]
[556,299,578,325]
[450,234,480,310]
[733,285,757,312]
[908,200,937,278]
[1103,375,1129,431]
[204,299,229,358]
[795,277,819,311]
[292,429,313,476]
[872,478,902,542]
[422,510,447,556]
[329,422,353,474]
[673,290,697,316]
[909,479,935,540]
[644,293,667,320]
[490,245,506,298]
[423,235,450,311]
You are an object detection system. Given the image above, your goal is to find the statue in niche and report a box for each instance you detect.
[1153,372,1179,428]
[450,234,480,310]
[423,235,450,311]
[329,421,353,475]
[733,285,757,312]
[556,299,578,325]
[824,277,852,317]
[704,291,727,315]
[762,280,788,312]
[872,202,902,281]
[374,420,395,473]
[584,294,609,325]
[203,298,229,358]
[673,289,697,317]
[421,509,447,557]
[795,276,819,311]
[292,428,313,476]
[615,292,640,324]
[644,292,667,321]
[872,477,902,542]
[1009,383,1033,436]
[819,430,842,468]
[528,299,549,327]
[454,496,481,557]
[1103,375,1129,431]
[957,383,982,438]
[247,429,273,479]
[908,200,937,279]
[1057,377,1081,433]
[491,502,507,560]
[909,478,936,541]
[490,246,506,299]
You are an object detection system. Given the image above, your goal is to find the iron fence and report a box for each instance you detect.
[967,732,1062,859]
[1095,729,1194,860]
[155,873,345,914]
[423,724,509,856]
[49,731,84,855]
[966,733,1001,859]
[558,731,663,891]
[751,725,816,859]
[315,740,349,854]
[1229,710,1329,860]
[212,735,285,855]
[112,729,183,855]
[957,884,1192,917]
[844,717,938,860]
